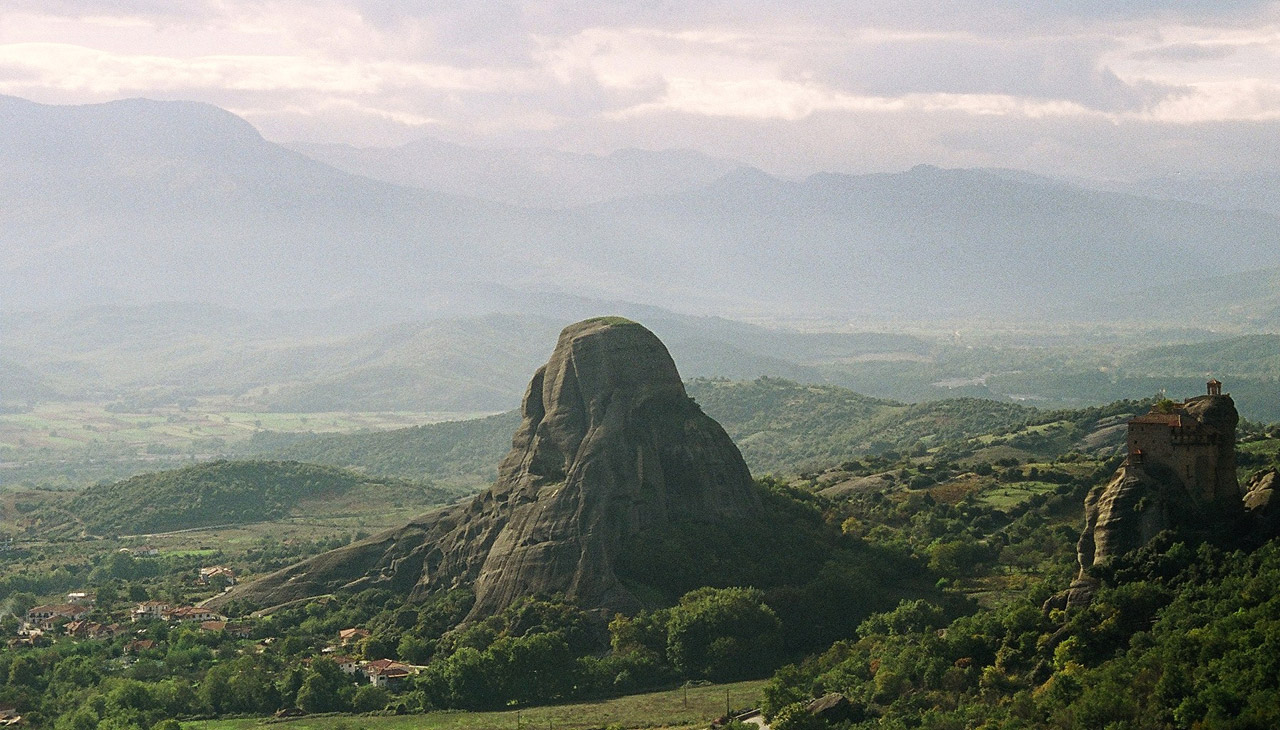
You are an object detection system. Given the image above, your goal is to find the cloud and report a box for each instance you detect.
[2,0,1280,178]
[0,42,540,95]
[1128,42,1242,61]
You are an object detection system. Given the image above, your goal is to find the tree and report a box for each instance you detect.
[8,592,37,618]
[857,600,947,638]
[664,587,783,681]
[8,655,43,689]
[490,632,575,705]
[398,634,433,664]
[296,658,346,714]
[352,684,390,713]
[770,702,825,730]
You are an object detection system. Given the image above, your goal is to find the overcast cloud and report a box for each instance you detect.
[3,1,1280,179]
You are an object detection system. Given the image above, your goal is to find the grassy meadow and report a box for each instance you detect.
[183,679,768,730]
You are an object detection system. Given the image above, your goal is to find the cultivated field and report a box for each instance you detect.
[183,679,768,730]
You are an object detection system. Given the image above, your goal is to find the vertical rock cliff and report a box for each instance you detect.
[210,317,759,617]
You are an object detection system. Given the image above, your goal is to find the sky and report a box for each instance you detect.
[3,1,1280,179]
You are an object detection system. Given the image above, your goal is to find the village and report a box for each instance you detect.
[11,559,418,702]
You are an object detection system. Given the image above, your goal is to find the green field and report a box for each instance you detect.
[183,679,767,730]
[975,480,1062,509]
[0,399,490,488]
[0,400,486,452]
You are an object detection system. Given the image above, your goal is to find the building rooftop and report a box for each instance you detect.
[1130,413,1185,426]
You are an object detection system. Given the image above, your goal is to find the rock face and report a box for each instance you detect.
[806,693,858,723]
[1244,468,1279,533]
[1075,463,1178,573]
[210,318,758,617]
[1063,391,1241,606]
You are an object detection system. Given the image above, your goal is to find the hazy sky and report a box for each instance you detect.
[3,1,1280,179]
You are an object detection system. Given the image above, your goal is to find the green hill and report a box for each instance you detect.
[0,358,55,406]
[262,411,522,487]
[687,378,1037,474]
[1123,334,1280,378]
[68,460,456,535]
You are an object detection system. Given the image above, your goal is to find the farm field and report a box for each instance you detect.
[183,679,768,730]
[0,399,490,488]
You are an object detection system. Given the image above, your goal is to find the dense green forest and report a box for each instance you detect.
[760,535,1280,729]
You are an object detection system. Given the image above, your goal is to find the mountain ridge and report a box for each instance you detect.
[6,95,1279,322]
[286,137,742,209]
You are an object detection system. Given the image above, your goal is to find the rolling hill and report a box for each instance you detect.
[1123,334,1280,378]
[0,304,920,410]
[65,460,458,535]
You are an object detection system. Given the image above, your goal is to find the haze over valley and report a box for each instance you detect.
[3,96,1279,492]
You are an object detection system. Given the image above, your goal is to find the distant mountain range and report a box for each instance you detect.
[287,138,740,209]
[5,94,1279,323]
[1085,172,1280,219]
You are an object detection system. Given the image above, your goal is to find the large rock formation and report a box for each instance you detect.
[1061,389,1241,607]
[210,317,759,617]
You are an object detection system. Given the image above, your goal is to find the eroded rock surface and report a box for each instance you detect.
[1244,468,1279,533]
[210,318,758,618]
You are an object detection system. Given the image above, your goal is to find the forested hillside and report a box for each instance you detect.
[1123,334,1280,378]
[687,378,1038,474]
[2,402,1275,728]
[760,531,1280,729]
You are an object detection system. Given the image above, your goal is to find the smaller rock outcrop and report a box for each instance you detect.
[806,693,858,723]
[1244,468,1279,533]
[1065,384,1241,607]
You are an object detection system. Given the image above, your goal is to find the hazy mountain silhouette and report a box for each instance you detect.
[287,138,741,208]
[535,164,1280,318]
[0,95,516,312]
[5,95,1278,322]
[1080,172,1280,219]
